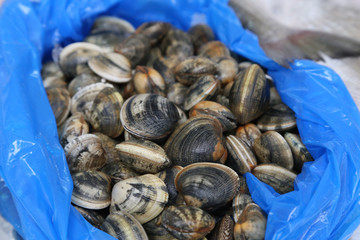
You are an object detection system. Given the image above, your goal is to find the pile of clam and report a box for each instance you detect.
[43,16,314,240]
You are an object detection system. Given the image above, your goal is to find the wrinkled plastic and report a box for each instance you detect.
[0,0,360,239]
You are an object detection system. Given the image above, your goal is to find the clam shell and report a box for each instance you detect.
[188,24,215,53]
[46,87,71,126]
[101,160,139,183]
[216,95,230,109]
[84,32,126,51]
[269,80,282,105]
[183,75,220,111]
[175,162,240,211]
[115,139,171,174]
[59,42,103,78]
[120,93,180,141]
[146,47,162,67]
[153,56,180,89]
[164,116,227,166]
[207,214,234,240]
[166,41,194,60]
[175,105,188,126]
[238,61,252,71]
[64,134,107,172]
[70,82,114,120]
[136,21,171,46]
[71,171,111,209]
[189,101,237,132]
[155,166,183,205]
[143,215,177,240]
[284,133,314,172]
[89,87,124,138]
[198,41,230,59]
[257,103,296,131]
[111,174,169,224]
[226,135,257,174]
[43,75,67,89]
[41,61,64,79]
[73,205,105,228]
[161,205,215,240]
[68,72,101,97]
[92,132,120,163]
[252,164,297,194]
[59,112,89,147]
[223,81,234,98]
[232,193,253,223]
[234,203,266,240]
[161,29,193,55]
[91,16,135,35]
[239,175,250,195]
[235,123,261,149]
[213,56,238,85]
[253,131,294,170]
[133,66,166,96]
[229,64,270,125]
[118,80,134,100]
[166,82,188,108]
[101,212,148,240]
[88,52,132,83]
[174,57,218,85]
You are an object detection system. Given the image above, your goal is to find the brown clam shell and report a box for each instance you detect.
[257,103,296,132]
[207,214,234,240]
[213,56,238,85]
[235,123,261,150]
[198,41,230,59]
[133,66,166,96]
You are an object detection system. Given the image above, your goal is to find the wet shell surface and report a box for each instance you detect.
[213,56,238,85]
[175,162,240,211]
[101,212,148,240]
[253,131,294,170]
[64,134,107,172]
[164,116,227,166]
[111,174,169,224]
[73,205,105,228]
[71,171,112,209]
[284,133,314,172]
[133,66,166,96]
[198,41,230,59]
[59,42,103,78]
[155,166,183,205]
[188,24,215,53]
[161,205,215,240]
[229,64,270,125]
[234,203,266,240]
[101,160,138,183]
[232,193,254,223]
[183,75,220,111]
[235,123,261,149]
[252,164,297,194]
[208,214,234,240]
[257,103,296,131]
[59,112,89,147]
[68,73,101,97]
[120,93,180,141]
[115,139,171,174]
[189,101,237,132]
[46,87,71,126]
[88,52,132,83]
[174,57,218,85]
[89,87,124,138]
[226,135,257,174]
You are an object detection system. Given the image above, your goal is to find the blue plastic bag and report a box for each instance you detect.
[1,0,360,239]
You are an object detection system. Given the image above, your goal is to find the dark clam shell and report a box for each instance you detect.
[68,72,100,97]
[73,205,105,228]
[161,205,215,240]
[89,87,124,138]
[188,24,215,53]
[234,203,266,240]
[101,160,138,183]
[229,64,270,125]
[175,162,240,211]
[136,21,171,46]
[213,56,238,85]
[161,28,194,59]
[189,100,237,132]
[257,103,296,132]
[143,215,177,240]
[71,171,112,209]
[174,57,218,85]
[155,166,183,205]
[101,212,148,240]
[164,116,227,166]
[133,66,166,96]
[46,87,71,126]
[284,133,314,172]
[153,56,180,89]
[183,75,220,111]
[120,93,180,141]
[198,41,230,59]
[91,16,135,35]
[59,112,89,147]
[253,131,294,170]
[235,123,261,150]
[207,214,234,240]
[232,193,253,223]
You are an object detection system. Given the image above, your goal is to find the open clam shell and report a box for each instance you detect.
[175,162,240,211]
[111,174,169,224]
[71,171,111,209]
[120,93,180,141]
[46,87,71,126]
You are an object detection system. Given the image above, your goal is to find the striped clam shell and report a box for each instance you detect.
[120,93,180,141]
[89,87,124,138]
[213,56,238,85]
[110,174,168,224]
[71,171,112,209]
[73,205,104,228]
[59,112,89,147]
[166,82,188,108]
[136,21,171,46]
[188,24,215,53]
[164,116,227,166]
[232,193,254,223]
[46,87,71,126]
[68,72,100,97]
[101,212,148,240]
[183,75,220,111]
[92,132,120,163]
[64,134,107,172]
[160,205,215,240]
[115,139,171,174]
[253,131,294,170]
[239,175,250,195]
[175,162,240,211]
[257,103,297,131]
[198,41,230,59]
[59,42,103,78]
[101,160,138,183]
[234,203,266,240]
[189,101,237,132]
[153,55,180,89]
[174,57,218,85]
[143,215,177,240]
[252,164,297,194]
[155,166,183,205]
[88,52,132,83]
[229,64,270,125]
[235,123,261,150]
[284,133,314,172]
[161,29,193,59]
[226,135,257,174]
[133,66,166,96]
[207,214,234,240]
[223,81,234,98]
